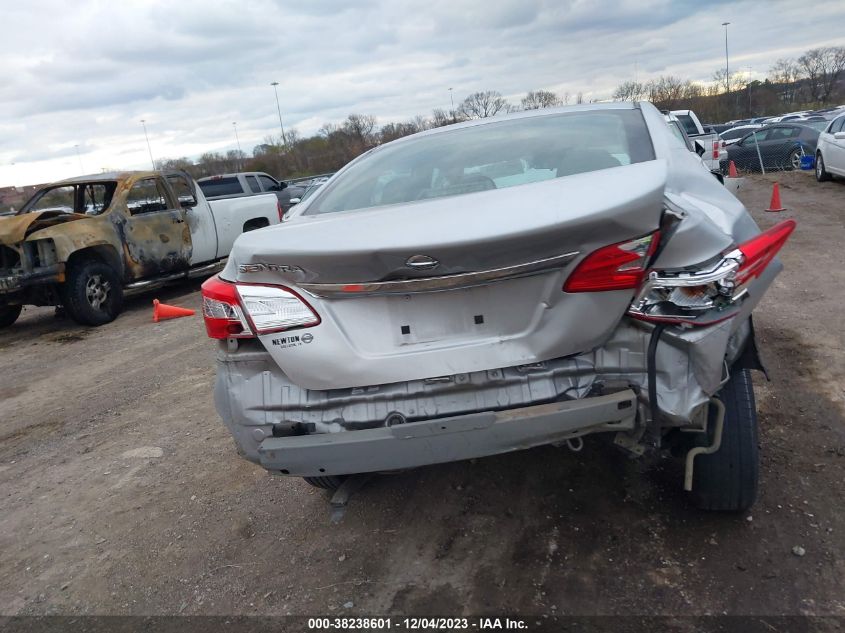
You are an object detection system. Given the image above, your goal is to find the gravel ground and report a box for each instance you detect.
[0,171,843,618]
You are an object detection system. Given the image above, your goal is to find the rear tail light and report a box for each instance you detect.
[237,284,320,333]
[735,219,796,285]
[628,219,796,326]
[277,200,285,222]
[563,232,660,292]
[712,140,721,160]
[201,276,253,339]
[201,275,320,339]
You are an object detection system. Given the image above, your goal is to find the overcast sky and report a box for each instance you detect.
[1,0,842,187]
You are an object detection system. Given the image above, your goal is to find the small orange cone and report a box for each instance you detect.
[153,299,195,322]
[766,182,786,213]
[728,160,738,178]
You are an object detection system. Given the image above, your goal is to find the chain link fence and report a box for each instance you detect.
[722,139,811,174]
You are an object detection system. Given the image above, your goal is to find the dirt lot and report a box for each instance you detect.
[1,171,844,619]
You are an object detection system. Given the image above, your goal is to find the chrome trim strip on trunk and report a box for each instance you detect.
[298,251,580,297]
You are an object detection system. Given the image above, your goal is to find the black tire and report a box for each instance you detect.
[816,152,831,182]
[302,475,345,490]
[0,303,22,328]
[62,260,123,326]
[691,368,759,512]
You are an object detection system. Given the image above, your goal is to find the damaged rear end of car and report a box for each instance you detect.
[207,102,794,511]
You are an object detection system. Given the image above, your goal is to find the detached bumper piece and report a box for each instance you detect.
[258,389,637,477]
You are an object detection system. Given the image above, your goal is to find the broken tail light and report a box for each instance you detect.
[201,275,320,339]
[563,231,660,292]
[628,219,796,326]
[201,276,253,339]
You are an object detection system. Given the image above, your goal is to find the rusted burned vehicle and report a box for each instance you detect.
[0,171,282,327]
[204,102,795,512]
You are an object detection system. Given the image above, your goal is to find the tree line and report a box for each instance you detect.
[157,45,845,182]
[612,45,845,122]
[156,89,589,180]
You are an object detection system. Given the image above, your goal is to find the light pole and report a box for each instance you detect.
[722,22,731,95]
[74,144,85,174]
[448,87,454,111]
[270,82,288,149]
[232,122,242,171]
[140,119,155,170]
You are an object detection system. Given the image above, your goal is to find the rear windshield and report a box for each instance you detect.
[307,109,654,216]
[198,177,243,197]
[675,114,699,136]
[721,127,756,140]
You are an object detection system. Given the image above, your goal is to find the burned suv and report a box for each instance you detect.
[204,102,793,512]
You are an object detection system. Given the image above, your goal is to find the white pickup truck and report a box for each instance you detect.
[671,109,727,171]
[0,170,281,327]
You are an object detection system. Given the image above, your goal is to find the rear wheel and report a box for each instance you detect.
[302,475,345,490]
[62,260,123,326]
[788,148,803,171]
[690,368,759,512]
[0,303,22,328]
[816,152,831,182]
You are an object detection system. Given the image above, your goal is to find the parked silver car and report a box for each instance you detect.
[204,102,794,512]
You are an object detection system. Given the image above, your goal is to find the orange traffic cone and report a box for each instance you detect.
[766,182,786,213]
[153,299,195,322]
[728,160,738,178]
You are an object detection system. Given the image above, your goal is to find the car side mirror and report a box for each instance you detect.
[180,198,197,208]
[694,143,705,157]
[834,132,845,140]
[289,198,301,205]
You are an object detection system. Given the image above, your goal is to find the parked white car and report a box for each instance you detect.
[815,113,845,181]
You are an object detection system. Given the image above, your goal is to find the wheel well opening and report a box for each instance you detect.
[243,217,270,232]
[66,245,123,278]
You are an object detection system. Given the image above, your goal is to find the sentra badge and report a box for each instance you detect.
[238,263,305,274]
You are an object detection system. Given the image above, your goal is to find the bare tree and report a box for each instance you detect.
[520,90,561,110]
[575,92,584,104]
[459,91,511,119]
[798,46,845,103]
[342,114,378,146]
[612,81,647,102]
[769,58,803,104]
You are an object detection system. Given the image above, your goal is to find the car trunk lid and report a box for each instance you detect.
[229,160,668,390]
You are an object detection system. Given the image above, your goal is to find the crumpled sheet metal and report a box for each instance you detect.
[214,318,746,464]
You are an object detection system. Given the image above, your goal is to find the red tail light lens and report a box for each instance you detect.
[735,219,796,285]
[712,140,720,160]
[564,231,660,292]
[201,275,253,339]
[277,200,284,222]
[201,275,321,339]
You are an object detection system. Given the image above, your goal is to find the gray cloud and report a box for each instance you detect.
[1,0,843,186]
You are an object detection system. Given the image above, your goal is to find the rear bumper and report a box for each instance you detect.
[256,390,637,477]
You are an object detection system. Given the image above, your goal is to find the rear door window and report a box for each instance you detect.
[245,175,261,193]
[198,177,243,197]
[675,114,699,136]
[166,174,197,207]
[126,179,170,215]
